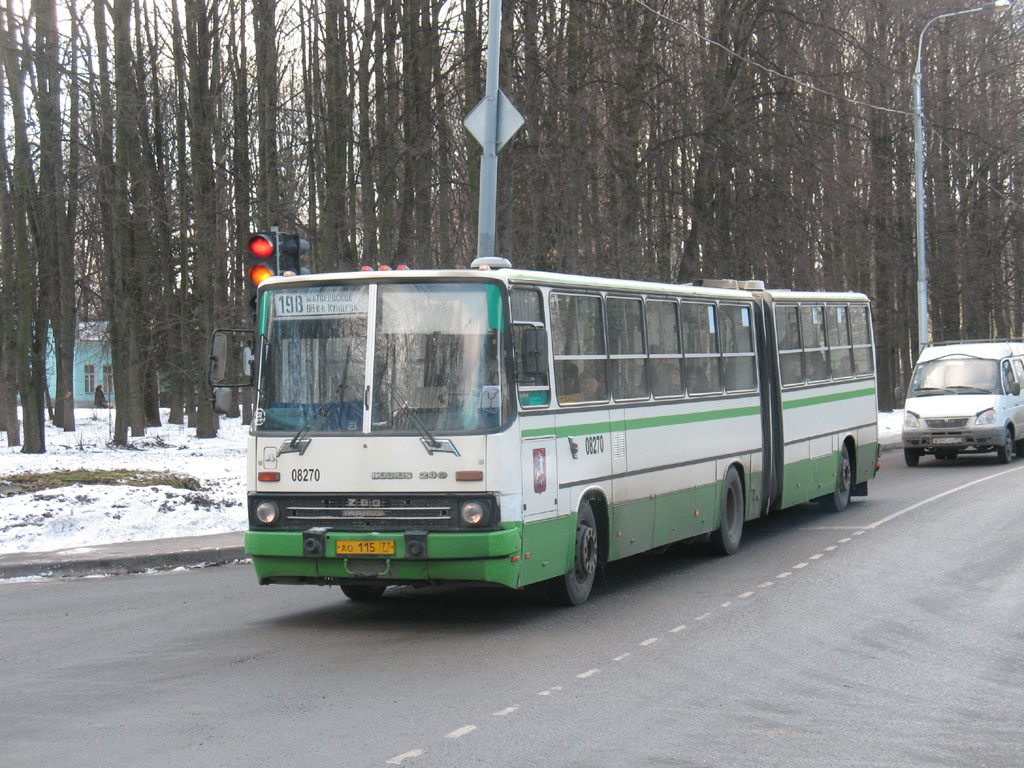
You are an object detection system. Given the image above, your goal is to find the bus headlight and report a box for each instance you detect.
[975,409,997,426]
[903,411,921,428]
[255,500,280,524]
[459,501,486,526]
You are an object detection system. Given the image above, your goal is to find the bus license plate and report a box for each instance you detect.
[336,540,395,556]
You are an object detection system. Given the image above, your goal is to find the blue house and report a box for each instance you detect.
[45,322,116,407]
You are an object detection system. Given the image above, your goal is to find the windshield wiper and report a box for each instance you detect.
[910,387,948,396]
[281,399,334,456]
[946,385,993,394]
[391,389,459,457]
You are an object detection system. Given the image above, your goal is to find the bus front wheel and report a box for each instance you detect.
[550,502,598,606]
[710,467,744,556]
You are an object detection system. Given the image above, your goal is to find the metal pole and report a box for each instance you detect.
[912,2,1010,353]
[475,0,503,261]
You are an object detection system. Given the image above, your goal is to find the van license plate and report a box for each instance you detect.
[932,437,959,445]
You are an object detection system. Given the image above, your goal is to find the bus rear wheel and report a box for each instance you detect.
[550,502,598,606]
[710,467,743,556]
[820,444,852,513]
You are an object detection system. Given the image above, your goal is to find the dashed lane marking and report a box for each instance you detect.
[758,581,774,588]
[445,725,476,739]
[809,554,823,560]
[613,653,631,662]
[669,625,687,633]
[793,562,809,569]
[492,707,518,717]
[738,591,754,599]
[387,749,424,764]
[577,669,599,679]
[776,572,792,578]
[639,637,658,646]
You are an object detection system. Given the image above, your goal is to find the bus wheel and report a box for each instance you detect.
[904,448,921,467]
[341,583,387,601]
[820,444,852,513]
[996,428,1014,464]
[710,467,743,556]
[550,502,598,606]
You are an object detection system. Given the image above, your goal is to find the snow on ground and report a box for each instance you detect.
[0,407,904,555]
[0,408,246,554]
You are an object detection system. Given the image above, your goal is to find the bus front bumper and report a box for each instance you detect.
[245,527,522,588]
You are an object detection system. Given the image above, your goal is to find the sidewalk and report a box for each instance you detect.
[0,531,246,580]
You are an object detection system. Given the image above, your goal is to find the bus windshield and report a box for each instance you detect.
[256,281,507,434]
[909,357,1000,396]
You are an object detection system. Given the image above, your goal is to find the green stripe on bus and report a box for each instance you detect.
[521,404,761,439]
[781,386,875,410]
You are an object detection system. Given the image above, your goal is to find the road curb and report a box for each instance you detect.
[0,532,247,580]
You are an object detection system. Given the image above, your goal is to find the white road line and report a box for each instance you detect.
[639,637,658,646]
[758,581,774,588]
[669,625,687,633]
[612,653,631,661]
[852,530,865,535]
[695,612,712,620]
[445,725,476,739]
[492,707,518,717]
[809,554,823,560]
[721,601,732,608]
[387,749,424,764]
[793,562,809,569]
[824,545,838,551]
[776,572,792,578]
[538,690,551,696]
[838,537,851,543]
[738,591,754,599]
[577,669,600,678]
[864,466,1024,529]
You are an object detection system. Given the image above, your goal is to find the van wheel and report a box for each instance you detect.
[904,448,921,467]
[710,467,744,556]
[996,428,1014,464]
[549,502,598,606]
[820,444,852,513]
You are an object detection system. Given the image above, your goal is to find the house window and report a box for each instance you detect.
[84,364,96,394]
[103,365,114,395]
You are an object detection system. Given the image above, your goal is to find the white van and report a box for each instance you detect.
[902,341,1024,466]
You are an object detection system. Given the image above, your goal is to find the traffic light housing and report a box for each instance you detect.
[247,232,277,290]
[278,234,309,276]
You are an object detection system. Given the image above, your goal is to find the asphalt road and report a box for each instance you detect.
[2,453,1022,768]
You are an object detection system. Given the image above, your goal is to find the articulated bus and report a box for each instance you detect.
[212,261,879,605]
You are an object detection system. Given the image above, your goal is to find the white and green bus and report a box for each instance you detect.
[212,261,879,605]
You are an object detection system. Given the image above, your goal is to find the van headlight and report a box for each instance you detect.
[903,411,921,428]
[975,409,997,426]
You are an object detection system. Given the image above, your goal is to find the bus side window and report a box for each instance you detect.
[800,305,828,382]
[826,305,853,379]
[849,305,874,376]
[551,293,608,405]
[776,305,803,386]
[608,296,648,400]
[512,287,551,407]
[647,299,683,397]
[681,302,722,395]
[721,304,757,392]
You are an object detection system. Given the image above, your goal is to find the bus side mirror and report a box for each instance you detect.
[209,328,256,387]
[212,386,234,415]
[521,327,548,380]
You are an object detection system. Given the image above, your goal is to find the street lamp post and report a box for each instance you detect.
[913,0,1010,353]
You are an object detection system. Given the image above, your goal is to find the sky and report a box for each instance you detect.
[0,407,902,555]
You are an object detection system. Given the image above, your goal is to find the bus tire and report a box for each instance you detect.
[710,467,743,556]
[820,444,852,513]
[341,583,387,601]
[904,448,921,467]
[550,501,599,606]
[996,427,1014,464]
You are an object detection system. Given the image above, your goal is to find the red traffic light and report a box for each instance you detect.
[248,234,274,259]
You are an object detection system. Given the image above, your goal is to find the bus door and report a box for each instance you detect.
[753,293,783,514]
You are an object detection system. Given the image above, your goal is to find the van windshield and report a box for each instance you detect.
[909,357,1000,396]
